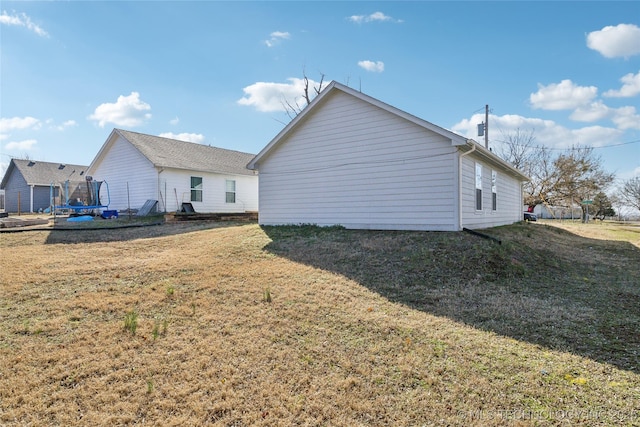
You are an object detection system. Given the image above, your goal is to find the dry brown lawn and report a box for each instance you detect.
[0,220,638,426]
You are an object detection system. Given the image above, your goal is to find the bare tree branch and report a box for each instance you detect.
[619,176,640,212]
[282,69,327,119]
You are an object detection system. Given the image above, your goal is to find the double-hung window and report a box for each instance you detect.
[191,177,203,202]
[491,170,497,211]
[225,180,236,203]
[475,163,483,211]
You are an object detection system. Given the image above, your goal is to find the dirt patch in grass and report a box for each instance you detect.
[0,221,639,426]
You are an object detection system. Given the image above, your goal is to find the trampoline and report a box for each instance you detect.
[50,177,110,216]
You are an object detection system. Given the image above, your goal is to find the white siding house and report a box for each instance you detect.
[88,129,258,213]
[247,82,528,231]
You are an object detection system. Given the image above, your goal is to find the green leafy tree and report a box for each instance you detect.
[591,191,615,220]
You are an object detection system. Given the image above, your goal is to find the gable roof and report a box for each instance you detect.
[89,129,257,176]
[247,81,528,181]
[1,159,88,188]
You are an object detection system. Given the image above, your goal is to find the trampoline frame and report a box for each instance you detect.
[50,178,111,215]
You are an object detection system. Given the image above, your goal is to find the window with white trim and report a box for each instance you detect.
[190,177,203,202]
[475,163,483,211]
[491,170,497,211]
[225,180,236,203]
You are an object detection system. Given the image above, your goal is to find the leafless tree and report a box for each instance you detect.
[495,132,616,220]
[619,176,640,213]
[494,128,555,211]
[551,146,615,222]
[282,70,326,120]
[495,128,537,170]
[522,145,556,211]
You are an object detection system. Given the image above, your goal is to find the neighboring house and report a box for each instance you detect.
[0,159,88,213]
[247,81,529,231]
[529,203,582,220]
[87,129,258,213]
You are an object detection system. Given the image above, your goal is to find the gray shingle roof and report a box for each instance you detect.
[1,159,88,187]
[116,129,256,176]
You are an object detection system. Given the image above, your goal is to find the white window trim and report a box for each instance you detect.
[190,176,203,203]
[491,170,497,211]
[475,163,483,211]
[225,179,236,204]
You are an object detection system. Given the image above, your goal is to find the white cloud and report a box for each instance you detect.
[0,116,41,132]
[603,70,640,98]
[88,92,152,128]
[169,117,180,125]
[530,80,598,110]
[5,139,38,151]
[264,31,290,47]
[611,106,640,130]
[348,11,402,24]
[0,11,49,37]
[587,23,640,58]
[158,132,205,143]
[358,60,385,72]
[0,160,7,179]
[569,101,611,122]
[570,125,624,148]
[237,78,325,113]
[627,166,640,180]
[451,113,623,150]
[568,102,640,130]
[51,119,77,131]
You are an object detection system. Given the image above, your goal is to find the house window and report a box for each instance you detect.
[191,177,203,202]
[491,170,497,211]
[475,163,482,211]
[225,180,236,203]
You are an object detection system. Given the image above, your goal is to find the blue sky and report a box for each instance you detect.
[1,1,639,191]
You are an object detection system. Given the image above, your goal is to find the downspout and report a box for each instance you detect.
[30,185,35,213]
[158,168,164,213]
[458,141,477,231]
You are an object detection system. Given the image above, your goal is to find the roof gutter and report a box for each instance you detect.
[458,140,477,231]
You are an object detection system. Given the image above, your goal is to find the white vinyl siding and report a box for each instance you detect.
[158,169,257,213]
[461,155,523,229]
[89,135,158,212]
[256,91,458,231]
[89,134,258,213]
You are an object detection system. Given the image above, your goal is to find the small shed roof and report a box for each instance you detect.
[1,159,88,188]
[91,129,256,176]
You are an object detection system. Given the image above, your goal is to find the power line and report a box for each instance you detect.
[589,139,640,149]
[259,150,456,176]
[493,138,640,151]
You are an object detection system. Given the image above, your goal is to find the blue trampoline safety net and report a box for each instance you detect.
[51,178,110,213]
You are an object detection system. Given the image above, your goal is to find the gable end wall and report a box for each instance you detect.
[257,91,459,231]
[90,135,158,211]
[3,169,30,213]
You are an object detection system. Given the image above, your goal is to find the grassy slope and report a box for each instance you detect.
[0,221,638,426]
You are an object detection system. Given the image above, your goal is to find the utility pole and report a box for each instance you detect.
[477,105,489,149]
[484,104,489,149]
